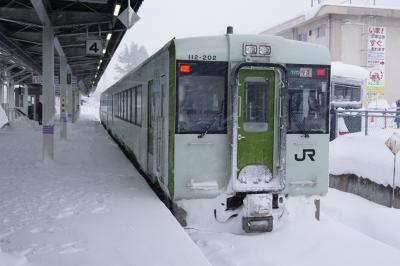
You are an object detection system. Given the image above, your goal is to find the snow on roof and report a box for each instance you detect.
[263,3,400,35]
[306,3,400,20]
[331,61,369,81]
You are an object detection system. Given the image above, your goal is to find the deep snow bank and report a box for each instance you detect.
[330,128,400,187]
[0,248,30,266]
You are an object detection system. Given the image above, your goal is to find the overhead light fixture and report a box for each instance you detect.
[106,33,112,41]
[99,59,103,64]
[102,48,106,54]
[113,4,121,16]
[97,65,100,69]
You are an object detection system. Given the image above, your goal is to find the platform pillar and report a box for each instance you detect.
[42,25,55,161]
[23,86,28,115]
[0,76,3,105]
[60,55,67,139]
[7,78,15,120]
[67,85,74,122]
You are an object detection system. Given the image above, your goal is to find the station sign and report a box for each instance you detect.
[366,26,386,106]
[86,39,103,57]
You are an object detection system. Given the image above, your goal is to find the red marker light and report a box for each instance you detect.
[316,68,326,77]
[180,65,191,73]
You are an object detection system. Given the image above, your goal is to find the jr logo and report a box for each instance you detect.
[294,149,316,161]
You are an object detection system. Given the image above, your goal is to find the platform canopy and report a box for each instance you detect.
[0,0,143,95]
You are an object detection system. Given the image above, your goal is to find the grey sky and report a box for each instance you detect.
[95,0,400,93]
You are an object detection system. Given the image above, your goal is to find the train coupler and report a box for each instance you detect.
[242,193,274,233]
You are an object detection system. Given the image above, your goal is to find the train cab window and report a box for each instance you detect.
[176,61,227,134]
[287,66,329,134]
[244,78,268,132]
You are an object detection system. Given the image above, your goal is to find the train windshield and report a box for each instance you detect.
[176,61,227,134]
[287,66,330,134]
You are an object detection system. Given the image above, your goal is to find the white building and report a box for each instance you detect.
[262,3,400,105]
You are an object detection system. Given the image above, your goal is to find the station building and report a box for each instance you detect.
[261,4,400,105]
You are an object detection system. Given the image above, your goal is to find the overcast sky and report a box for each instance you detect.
[95,0,400,94]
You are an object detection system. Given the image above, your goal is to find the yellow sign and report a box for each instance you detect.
[365,86,384,107]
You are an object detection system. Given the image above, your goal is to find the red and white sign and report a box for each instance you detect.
[367,26,386,87]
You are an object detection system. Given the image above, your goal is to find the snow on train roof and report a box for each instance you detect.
[331,62,369,81]
[174,34,331,65]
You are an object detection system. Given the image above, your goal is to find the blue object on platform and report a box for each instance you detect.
[42,125,54,134]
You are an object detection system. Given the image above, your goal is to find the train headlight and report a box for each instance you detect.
[244,45,257,55]
[259,45,271,56]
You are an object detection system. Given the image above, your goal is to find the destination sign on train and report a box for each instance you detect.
[289,67,327,78]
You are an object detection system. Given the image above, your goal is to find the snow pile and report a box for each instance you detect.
[0,248,30,266]
[187,191,400,266]
[331,61,369,81]
[330,128,400,187]
[0,105,8,128]
[324,188,400,250]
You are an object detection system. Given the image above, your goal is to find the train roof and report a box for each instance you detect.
[102,34,330,95]
[174,34,331,65]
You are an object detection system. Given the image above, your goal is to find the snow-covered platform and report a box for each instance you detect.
[0,114,210,266]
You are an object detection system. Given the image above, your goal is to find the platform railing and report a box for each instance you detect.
[334,108,399,137]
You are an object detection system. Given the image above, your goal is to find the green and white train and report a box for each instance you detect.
[100,31,330,232]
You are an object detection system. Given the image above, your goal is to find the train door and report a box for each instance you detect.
[154,77,166,185]
[236,69,275,184]
[147,81,155,178]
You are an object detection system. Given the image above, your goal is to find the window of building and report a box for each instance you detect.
[317,24,326,38]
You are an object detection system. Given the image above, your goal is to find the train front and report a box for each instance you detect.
[226,35,331,232]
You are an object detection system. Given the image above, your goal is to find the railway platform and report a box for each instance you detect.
[0,106,210,266]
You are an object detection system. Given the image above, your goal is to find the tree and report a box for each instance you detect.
[114,42,148,79]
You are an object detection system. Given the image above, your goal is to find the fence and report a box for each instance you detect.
[333,108,399,138]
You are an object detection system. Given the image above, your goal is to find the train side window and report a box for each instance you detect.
[148,81,153,129]
[244,78,268,132]
[127,90,131,122]
[136,85,142,126]
[119,93,122,118]
[122,91,125,120]
[125,90,129,120]
[132,87,137,124]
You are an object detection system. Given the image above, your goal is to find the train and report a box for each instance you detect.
[100,30,331,232]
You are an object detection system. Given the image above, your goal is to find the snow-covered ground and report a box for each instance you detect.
[330,128,400,187]
[0,110,209,266]
[186,189,400,266]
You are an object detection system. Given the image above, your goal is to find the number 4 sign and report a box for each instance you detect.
[86,39,103,56]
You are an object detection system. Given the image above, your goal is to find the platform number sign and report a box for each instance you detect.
[86,39,103,56]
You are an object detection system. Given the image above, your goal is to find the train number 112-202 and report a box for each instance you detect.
[188,54,217,61]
